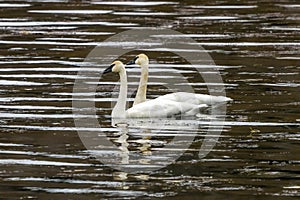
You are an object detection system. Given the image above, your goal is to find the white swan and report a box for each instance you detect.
[126,53,232,106]
[103,61,208,119]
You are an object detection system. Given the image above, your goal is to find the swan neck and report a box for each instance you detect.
[112,69,127,118]
[133,63,148,106]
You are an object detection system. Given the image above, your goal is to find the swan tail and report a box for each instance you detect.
[194,94,232,105]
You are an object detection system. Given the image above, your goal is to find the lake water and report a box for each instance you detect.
[0,0,299,199]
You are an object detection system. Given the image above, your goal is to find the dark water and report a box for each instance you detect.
[0,0,300,199]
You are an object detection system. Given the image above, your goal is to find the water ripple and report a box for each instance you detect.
[0,80,47,86]
[189,5,257,9]
[0,21,138,27]
[91,1,178,6]
[24,187,146,196]
[28,10,113,14]
[0,159,92,167]
[0,3,31,7]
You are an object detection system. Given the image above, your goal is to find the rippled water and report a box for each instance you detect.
[0,0,299,199]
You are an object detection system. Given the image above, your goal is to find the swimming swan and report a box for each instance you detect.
[127,53,232,106]
[103,61,207,119]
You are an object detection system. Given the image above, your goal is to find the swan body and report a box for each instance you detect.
[127,53,232,106]
[126,98,207,118]
[103,61,207,120]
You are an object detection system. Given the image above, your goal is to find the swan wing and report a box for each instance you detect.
[157,92,232,105]
[126,98,202,118]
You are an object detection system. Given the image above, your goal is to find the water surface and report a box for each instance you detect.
[0,0,299,199]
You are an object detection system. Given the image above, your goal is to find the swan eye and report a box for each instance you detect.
[103,64,115,74]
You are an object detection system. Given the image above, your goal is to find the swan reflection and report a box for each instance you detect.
[95,116,203,173]
[78,111,227,173]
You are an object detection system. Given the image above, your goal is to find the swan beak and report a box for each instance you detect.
[126,59,136,65]
[126,56,138,65]
[125,65,134,69]
[103,64,113,74]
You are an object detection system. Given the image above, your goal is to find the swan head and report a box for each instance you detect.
[103,61,125,74]
[127,53,149,66]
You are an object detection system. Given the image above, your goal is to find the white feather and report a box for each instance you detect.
[157,92,232,105]
[130,53,232,106]
[127,98,207,118]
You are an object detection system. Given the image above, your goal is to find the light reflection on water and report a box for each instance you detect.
[0,0,299,199]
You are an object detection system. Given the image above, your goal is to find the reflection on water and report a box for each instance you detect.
[81,117,205,173]
[0,0,300,199]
